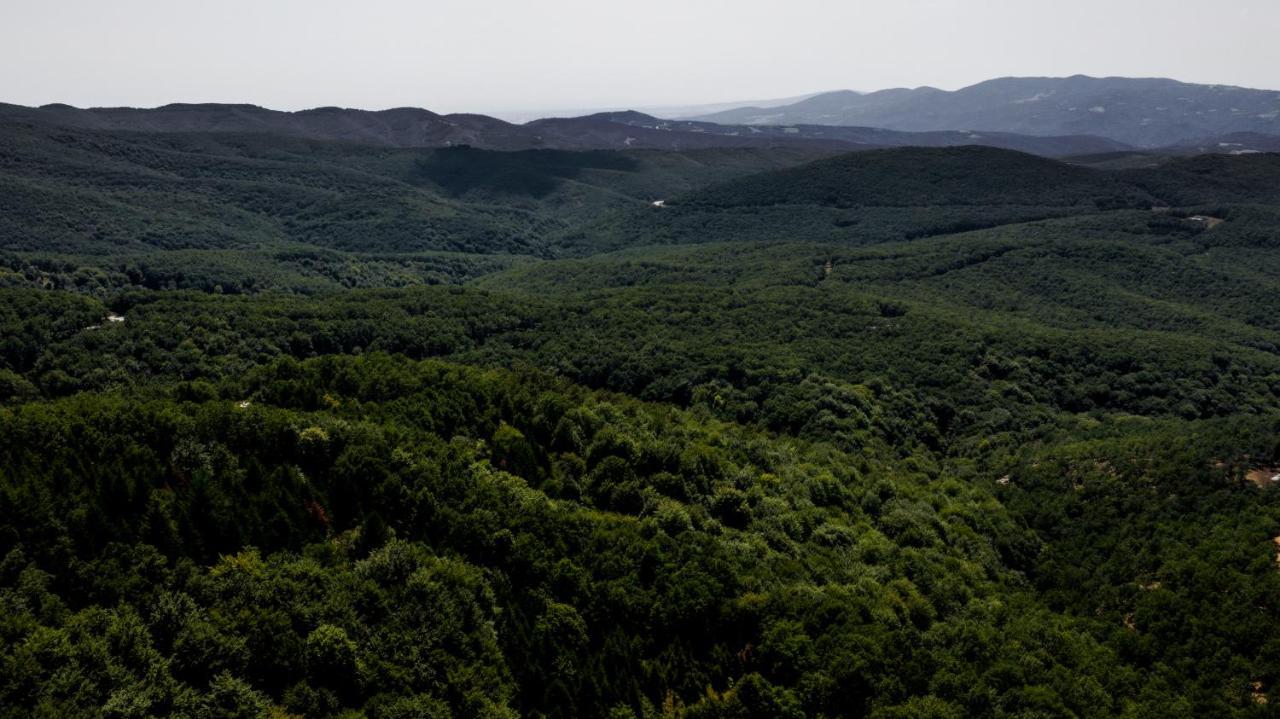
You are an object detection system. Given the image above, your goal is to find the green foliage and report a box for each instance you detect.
[684,146,1154,209]
[557,145,1179,254]
[0,120,825,276]
[4,353,1279,716]
[414,146,640,198]
[5,129,1280,717]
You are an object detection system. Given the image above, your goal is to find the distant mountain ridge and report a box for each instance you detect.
[0,101,1128,158]
[692,75,1280,147]
[494,91,830,124]
[2,102,537,149]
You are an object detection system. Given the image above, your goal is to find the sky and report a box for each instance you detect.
[4,0,1279,118]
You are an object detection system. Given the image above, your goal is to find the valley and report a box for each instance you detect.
[4,84,1280,718]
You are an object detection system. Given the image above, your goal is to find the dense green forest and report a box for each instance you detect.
[4,116,1280,717]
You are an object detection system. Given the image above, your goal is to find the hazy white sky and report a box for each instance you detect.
[3,0,1279,116]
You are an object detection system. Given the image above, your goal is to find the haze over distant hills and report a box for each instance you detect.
[0,102,1128,157]
[692,75,1280,147]
[6,75,1280,155]
[494,91,828,124]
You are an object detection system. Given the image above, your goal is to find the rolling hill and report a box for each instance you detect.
[693,75,1280,147]
[0,102,1129,157]
[7,114,1274,273]
[557,145,1180,254]
[678,145,1154,208]
[0,118,832,259]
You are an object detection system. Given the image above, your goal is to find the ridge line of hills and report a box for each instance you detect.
[690,74,1280,148]
[0,101,1131,158]
[8,74,1280,156]
[5,101,1280,287]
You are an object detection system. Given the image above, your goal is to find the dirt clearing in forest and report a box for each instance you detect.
[1247,468,1280,487]
[1189,215,1225,229]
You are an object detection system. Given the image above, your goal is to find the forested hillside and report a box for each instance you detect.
[557,148,1280,254]
[4,113,1280,717]
[0,120,835,255]
[0,102,1132,157]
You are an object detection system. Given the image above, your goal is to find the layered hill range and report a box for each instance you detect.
[6,95,1280,267]
[8,76,1280,158]
[692,75,1280,148]
[0,101,1129,157]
